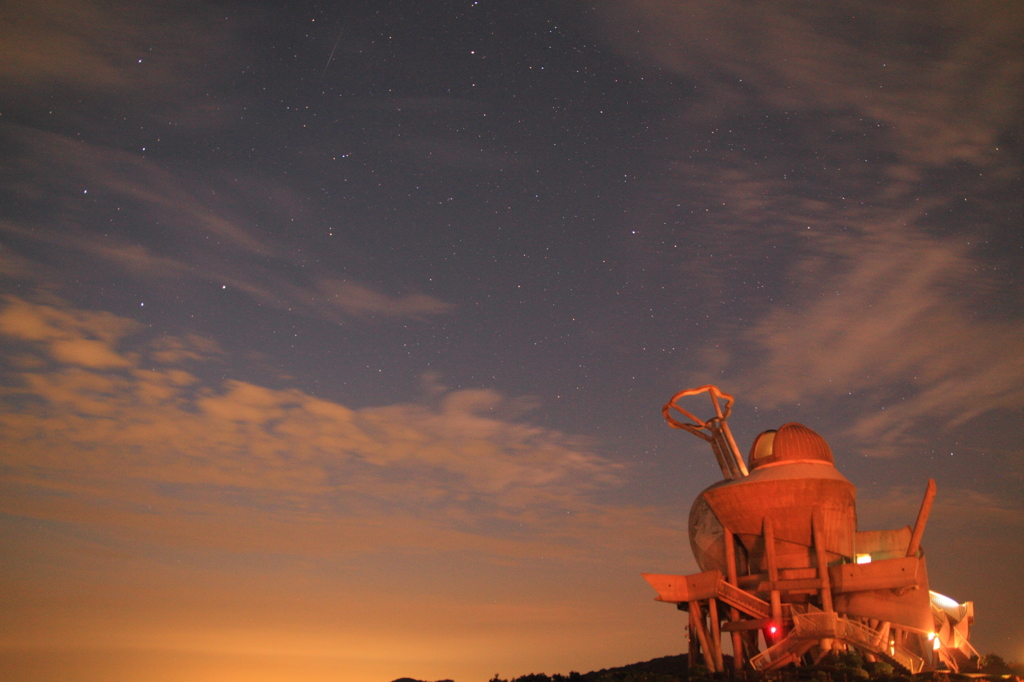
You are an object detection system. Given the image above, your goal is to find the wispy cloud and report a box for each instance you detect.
[0,296,670,561]
[591,2,1024,455]
[0,127,453,323]
[857,484,1024,536]
[737,226,1024,454]
[317,279,453,317]
[0,0,243,128]
[594,1,1023,168]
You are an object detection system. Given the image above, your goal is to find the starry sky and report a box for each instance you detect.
[1,1,1022,681]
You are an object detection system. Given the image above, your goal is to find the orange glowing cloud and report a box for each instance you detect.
[0,295,691,681]
[317,279,455,317]
[0,295,686,560]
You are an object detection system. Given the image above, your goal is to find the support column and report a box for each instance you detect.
[811,508,833,613]
[690,601,717,671]
[811,508,834,654]
[725,528,745,671]
[709,598,724,672]
[763,516,783,635]
[686,603,700,670]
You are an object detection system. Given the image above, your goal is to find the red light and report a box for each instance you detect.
[769,625,778,635]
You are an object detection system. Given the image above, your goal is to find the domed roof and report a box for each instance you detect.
[748,422,834,470]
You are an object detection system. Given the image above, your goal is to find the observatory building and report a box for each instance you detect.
[643,386,977,673]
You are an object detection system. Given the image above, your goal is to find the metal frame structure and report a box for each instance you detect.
[644,386,978,673]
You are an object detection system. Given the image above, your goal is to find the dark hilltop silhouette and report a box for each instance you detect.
[392,650,1024,682]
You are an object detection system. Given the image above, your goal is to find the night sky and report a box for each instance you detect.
[1,1,1022,680]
